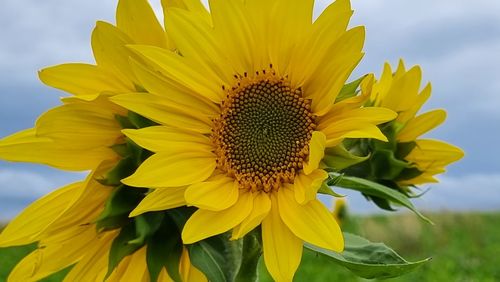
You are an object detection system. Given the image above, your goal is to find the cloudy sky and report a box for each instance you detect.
[0,0,499,219]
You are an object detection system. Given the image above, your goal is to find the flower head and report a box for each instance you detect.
[111,0,396,279]
[367,60,464,186]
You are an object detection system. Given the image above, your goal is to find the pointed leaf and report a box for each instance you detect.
[330,174,432,224]
[323,144,369,171]
[305,232,430,279]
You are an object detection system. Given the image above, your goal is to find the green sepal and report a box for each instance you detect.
[330,174,432,224]
[323,144,370,171]
[101,157,138,186]
[115,114,135,129]
[96,185,144,231]
[111,143,129,158]
[106,222,144,279]
[128,111,157,129]
[305,232,430,279]
[370,149,410,180]
[128,213,164,245]
[335,75,366,102]
[396,141,417,159]
[127,139,152,166]
[168,207,196,230]
[146,216,183,282]
[396,167,424,182]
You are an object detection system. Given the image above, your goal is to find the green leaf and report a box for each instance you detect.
[146,217,183,282]
[318,182,345,197]
[235,230,262,282]
[305,232,430,279]
[330,174,432,224]
[188,237,228,282]
[106,222,143,278]
[335,75,366,102]
[323,144,369,171]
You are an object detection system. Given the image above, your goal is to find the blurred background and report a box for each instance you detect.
[0,0,499,281]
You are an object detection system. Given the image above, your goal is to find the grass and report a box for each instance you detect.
[2,212,500,281]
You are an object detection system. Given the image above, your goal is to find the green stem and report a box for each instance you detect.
[234,230,262,282]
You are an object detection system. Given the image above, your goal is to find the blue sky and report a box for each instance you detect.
[0,0,499,219]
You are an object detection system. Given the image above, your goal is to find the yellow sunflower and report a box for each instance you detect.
[109,0,396,279]
[367,60,464,186]
[0,0,209,280]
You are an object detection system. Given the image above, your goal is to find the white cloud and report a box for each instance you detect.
[0,167,85,220]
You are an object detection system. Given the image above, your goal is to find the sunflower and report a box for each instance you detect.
[0,0,209,280]
[366,60,464,186]
[109,0,396,280]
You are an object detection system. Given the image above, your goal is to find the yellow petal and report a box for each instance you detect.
[185,176,239,211]
[165,8,234,84]
[209,0,257,74]
[0,182,82,247]
[278,188,344,252]
[289,0,352,86]
[130,59,218,116]
[43,166,113,236]
[36,102,123,150]
[63,232,117,282]
[182,191,253,244]
[8,226,100,282]
[116,247,149,282]
[123,152,216,188]
[294,169,328,205]
[38,63,133,96]
[130,187,187,217]
[397,83,432,123]
[405,139,464,169]
[92,21,138,84]
[128,45,223,103]
[305,27,365,115]
[381,65,422,112]
[322,123,388,147]
[111,93,213,134]
[123,126,212,153]
[0,128,117,171]
[116,0,167,47]
[303,131,326,175]
[262,194,302,282]
[397,109,446,142]
[319,107,397,131]
[161,0,211,26]
[268,0,314,76]
[232,191,271,239]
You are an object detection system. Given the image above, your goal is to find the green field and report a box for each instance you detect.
[1,212,499,281]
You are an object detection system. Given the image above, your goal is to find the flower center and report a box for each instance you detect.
[213,72,316,192]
